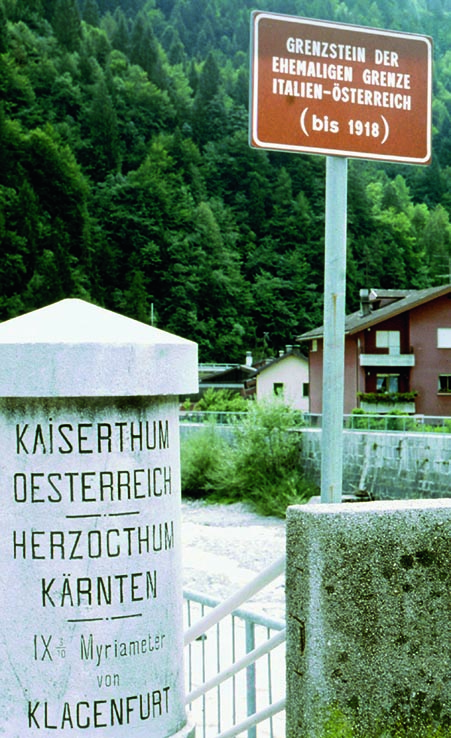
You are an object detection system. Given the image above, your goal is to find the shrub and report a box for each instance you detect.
[181,399,317,517]
[347,408,420,432]
[385,410,415,431]
[347,408,385,431]
[180,424,229,498]
[196,388,249,412]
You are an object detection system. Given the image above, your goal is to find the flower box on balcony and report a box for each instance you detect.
[357,391,417,415]
[359,401,416,414]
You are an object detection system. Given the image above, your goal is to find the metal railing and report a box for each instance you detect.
[183,557,286,738]
[180,411,451,434]
[180,411,247,425]
[304,412,451,432]
[179,411,304,427]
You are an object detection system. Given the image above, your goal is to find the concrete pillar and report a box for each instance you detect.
[0,299,197,738]
[286,499,451,737]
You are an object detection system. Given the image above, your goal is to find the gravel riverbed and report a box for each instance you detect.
[181,499,286,621]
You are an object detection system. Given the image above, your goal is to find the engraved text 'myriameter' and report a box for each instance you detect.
[80,632,166,666]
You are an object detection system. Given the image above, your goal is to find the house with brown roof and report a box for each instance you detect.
[298,284,451,416]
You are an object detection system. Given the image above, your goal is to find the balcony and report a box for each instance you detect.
[360,353,415,368]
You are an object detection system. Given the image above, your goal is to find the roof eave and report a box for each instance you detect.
[297,284,451,342]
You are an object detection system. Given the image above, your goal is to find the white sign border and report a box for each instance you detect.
[250,11,433,165]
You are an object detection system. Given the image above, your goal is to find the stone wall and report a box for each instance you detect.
[301,429,451,500]
[180,424,451,500]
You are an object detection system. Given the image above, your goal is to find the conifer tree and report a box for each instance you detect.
[85,79,121,179]
[0,2,7,53]
[130,12,166,87]
[52,0,82,52]
[82,0,100,27]
[41,0,54,22]
[111,8,130,55]
[191,52,225,145]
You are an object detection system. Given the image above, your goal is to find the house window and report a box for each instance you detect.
[303,382,309,397]
[311,339,318,352]
[273,382,284,397]
[377,374,399,393]
[438,375,451,393]
[376,330,400,355]
[437,329,451,348]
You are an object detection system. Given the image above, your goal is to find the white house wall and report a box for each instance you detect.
[256,355,309,411]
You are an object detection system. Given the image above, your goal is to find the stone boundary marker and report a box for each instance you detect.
[286,499,451,737]
[0,299,197,738]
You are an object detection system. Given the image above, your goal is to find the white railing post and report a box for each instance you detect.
[246,621,257,738]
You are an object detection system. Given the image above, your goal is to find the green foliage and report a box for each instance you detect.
[347,408,384,431]
[52,0,82,52]
[181,400,317,517]
[357,391,418,404]
[348,408,451,433]
[321,707,355,738]
[423,418,451,433]
[180,423,230,497]
[196,388,248,412]
[83,0,101,27]
[2,0,451,355]
[318,704,451,738]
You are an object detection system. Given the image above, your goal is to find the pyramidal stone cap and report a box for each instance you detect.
[0,299,198,397]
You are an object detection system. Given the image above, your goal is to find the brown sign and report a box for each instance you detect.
[250,12,432,164]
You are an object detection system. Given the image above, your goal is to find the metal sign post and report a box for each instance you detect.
[321,156,348,502]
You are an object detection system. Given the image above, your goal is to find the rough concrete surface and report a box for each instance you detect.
[286,499,451,737]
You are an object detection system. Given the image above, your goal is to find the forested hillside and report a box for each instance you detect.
[2,0,451,360]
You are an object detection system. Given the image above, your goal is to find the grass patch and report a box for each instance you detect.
[312,705,451,738]
[318,723,451,738]
[315,705,451,738]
